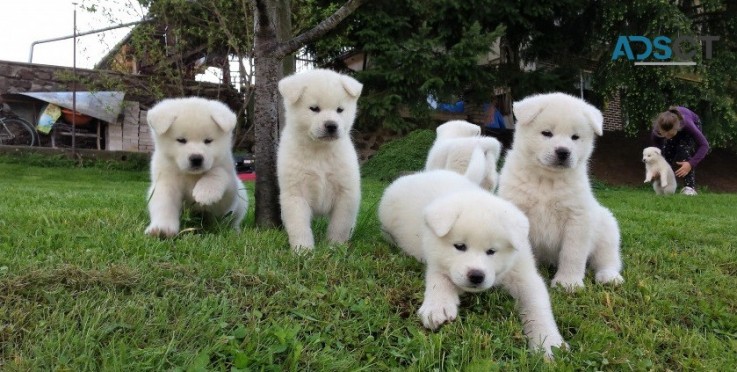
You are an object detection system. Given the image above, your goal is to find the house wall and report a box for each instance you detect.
[602,92,624,131]
[0,60,240,153]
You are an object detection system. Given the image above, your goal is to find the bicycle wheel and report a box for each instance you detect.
[0,118,37,146]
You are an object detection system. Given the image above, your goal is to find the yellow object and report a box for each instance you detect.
[37,103,62,134]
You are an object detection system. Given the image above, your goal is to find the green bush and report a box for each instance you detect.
[361,129,435,181]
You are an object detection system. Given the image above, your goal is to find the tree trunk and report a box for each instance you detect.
[277,0,294,132]
[253,0,283,228]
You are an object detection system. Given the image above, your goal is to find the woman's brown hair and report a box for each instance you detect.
[653,106,683,137]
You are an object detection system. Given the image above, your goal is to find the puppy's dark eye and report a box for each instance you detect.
[337,107,344,113]
[309,106,320,113]
[176,138,187,144]
[486,249,496,256]
[453,243,467,252]
[541,131,553,137]
[571,134,580,140]
[204,138,213,144]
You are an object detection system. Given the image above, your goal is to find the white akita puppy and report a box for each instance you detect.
[277,69,363,252]
[498,92,623,291]
[426,121,502,191]
[642,146,677,195]
[378,167,565,358]
[145,97,248,237]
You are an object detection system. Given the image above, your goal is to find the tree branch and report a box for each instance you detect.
[273,0,367,58]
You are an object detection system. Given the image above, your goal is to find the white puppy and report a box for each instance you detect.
[277,69,363,252]
[426,121,502,191]
[498,92,623,291]
[378,169,566,358]
[434,119,481,139]
[642,146,676,195]
[145,97,248,237]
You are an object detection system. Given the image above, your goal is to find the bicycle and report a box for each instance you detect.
[0,104,37,146]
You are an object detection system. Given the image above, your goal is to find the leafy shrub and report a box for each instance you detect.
[361,129,435,181]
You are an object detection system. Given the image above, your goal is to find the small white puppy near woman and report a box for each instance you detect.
[277,69,363,252]
[426,120,502,191]
[145,97,248,237]
[498,92,624,291]
[378,168,565,358]
[642,146,677,195]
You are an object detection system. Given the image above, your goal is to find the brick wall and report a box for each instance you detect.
[602,92,624,131]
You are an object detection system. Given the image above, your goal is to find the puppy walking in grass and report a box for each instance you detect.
[643,146,677,195]
[378,166,566,359]
[145,97,248,238]
[277,69,363,252]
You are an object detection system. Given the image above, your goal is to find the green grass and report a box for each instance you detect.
[1,161,736,371]
[361,129,435,181]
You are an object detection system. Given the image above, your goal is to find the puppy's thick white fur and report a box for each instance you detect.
[145,97,247,237]
[277,69,363,252]
[643,147,676,195]
[435,119,481,139]
[426,121,502,191]
[498,92,623,291]
[378,170,565,358]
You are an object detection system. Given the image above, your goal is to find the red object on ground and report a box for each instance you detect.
[238,172,256,182]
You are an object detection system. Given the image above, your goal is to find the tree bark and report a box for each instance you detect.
[276,0,293,133]
[253,0,282,228]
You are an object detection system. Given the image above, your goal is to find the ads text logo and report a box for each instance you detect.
[611,35,719,66]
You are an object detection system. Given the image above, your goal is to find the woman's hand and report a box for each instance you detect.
[675,161,692,177]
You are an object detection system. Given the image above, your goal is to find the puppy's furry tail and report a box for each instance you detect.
[464,146,487,186]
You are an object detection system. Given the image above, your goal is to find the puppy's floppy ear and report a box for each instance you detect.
[513,95,545,127]
[582,103,604,136]
[424,198,460,238]
[147,100,177,135]
[209,101,237,132]
[340,74,363,98]
[654,147,662,155]
[278,74,307,105]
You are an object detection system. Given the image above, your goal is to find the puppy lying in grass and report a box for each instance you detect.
[378,156,565,358]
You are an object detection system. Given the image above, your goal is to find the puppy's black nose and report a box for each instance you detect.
[189,154,204,167]
[555,148,570,161]
[467,270,485,285]
[325,121,338,134]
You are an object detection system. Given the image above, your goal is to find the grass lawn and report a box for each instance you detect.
[1,161,736,370]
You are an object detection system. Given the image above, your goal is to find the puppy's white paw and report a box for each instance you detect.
[292,243,314,254]
[192,182,222,206]
[551,276,584,292]
[145,223,179,238]
[529,332,567,360]
[595,270,624,285]
[418,300,458,330]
